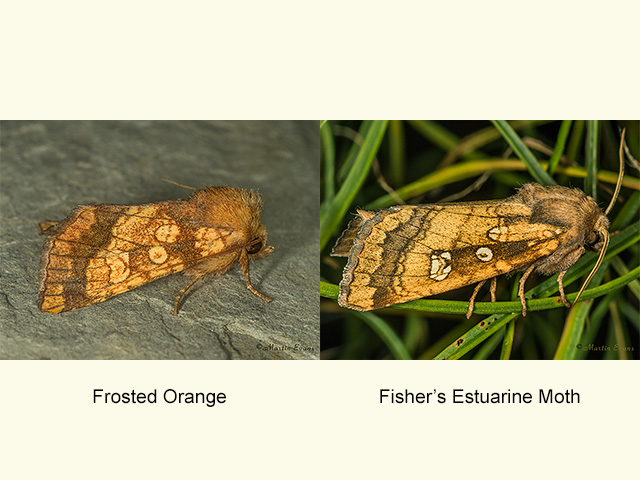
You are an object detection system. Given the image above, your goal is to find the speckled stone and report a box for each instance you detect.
[0,121,319,359]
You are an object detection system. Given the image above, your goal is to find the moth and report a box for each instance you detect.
[38,186,273,314]
[332,181,619,318]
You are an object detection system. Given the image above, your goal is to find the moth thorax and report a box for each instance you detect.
[585,195,608,226]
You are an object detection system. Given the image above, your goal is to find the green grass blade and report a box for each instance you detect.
[548,120,572,174]
[406,120,461,152]
[585,120,599,199]
[434,313,519,360]
[473,330,504,359]
[566,120,585,164]
[351,311,412,360]
[611,190,640,230]
[320,120,388,250]
[388,120,405,186]
[320,120,336,210]
[491,120,556,185]
[365,159,638,210]
[611,256,640,302]
[554,260,610,359]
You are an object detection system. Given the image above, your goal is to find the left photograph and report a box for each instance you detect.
[0,121,319,359]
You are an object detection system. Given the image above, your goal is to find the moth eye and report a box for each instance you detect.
[586,231,600,249]
[246,240,262,255]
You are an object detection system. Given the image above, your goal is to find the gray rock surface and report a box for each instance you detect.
[0,121,319,359]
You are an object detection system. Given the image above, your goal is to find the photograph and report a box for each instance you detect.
[2,3,640,479]
[0,120,320,359]
[321,120,639,360]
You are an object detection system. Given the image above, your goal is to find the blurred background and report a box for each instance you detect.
[321,120,639,360]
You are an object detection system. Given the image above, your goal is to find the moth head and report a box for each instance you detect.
[585,215,610,252]
[247,239,263,255]
[246,226,273,260]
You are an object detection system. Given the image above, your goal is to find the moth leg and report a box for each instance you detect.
[490,277,497,303]
[466,280,487,319]
[174,275,204,315]
[518,264,536,316]
[239,250,272,303]
[556,270,571,308]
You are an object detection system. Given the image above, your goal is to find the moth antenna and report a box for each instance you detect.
[621,129,639,171]
[161,178,197,190]
[575,129,625,305]
[573,229,609,306]
[604,128,625,216]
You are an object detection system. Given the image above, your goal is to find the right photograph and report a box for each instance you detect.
[321,121,639,360]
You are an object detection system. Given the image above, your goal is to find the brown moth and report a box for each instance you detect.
[38,186,273,314]
[331,183,613,318]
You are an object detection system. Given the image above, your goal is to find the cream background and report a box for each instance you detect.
[2,0,639,478]
[2,362,639,477]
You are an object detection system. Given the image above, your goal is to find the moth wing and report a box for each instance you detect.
[38,202,239,313]
[332,209,380,256]
[338,203,568,311]
[332,216,365,257]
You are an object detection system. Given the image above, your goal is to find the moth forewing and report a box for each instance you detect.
[38,186,273,314]
[331,216,366,257]
[332,183,612,317]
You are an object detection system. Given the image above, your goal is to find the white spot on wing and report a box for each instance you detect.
[476,247,493,262]
[429,251,452,281]
[430,255,442,275]
[488,226,508,241]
